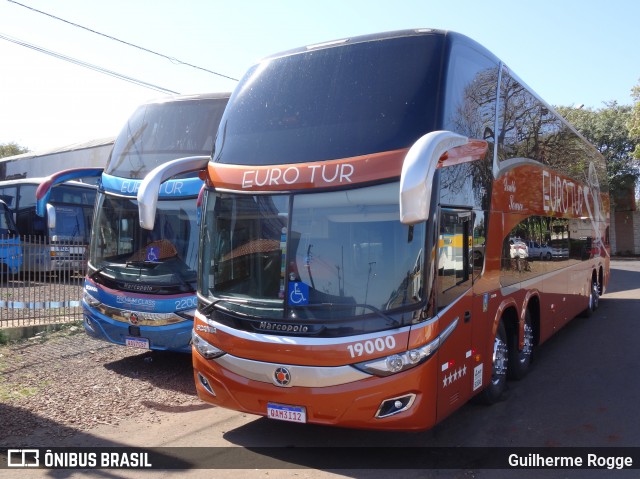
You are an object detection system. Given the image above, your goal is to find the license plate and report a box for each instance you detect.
[267,403,307,423]
[125,337,150,349]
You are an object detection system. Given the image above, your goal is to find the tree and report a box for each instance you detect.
[556,102,640,201]
[630,80,640,159]
[0,142,29,159]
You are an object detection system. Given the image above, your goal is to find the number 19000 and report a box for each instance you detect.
[347,336,396,358]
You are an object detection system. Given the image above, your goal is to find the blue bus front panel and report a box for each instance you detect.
[82,279,194,353]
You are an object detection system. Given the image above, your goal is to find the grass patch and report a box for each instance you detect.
[0,383,40,401]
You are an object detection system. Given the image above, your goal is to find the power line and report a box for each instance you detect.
[0,32,180,95]
[7,0,239,82]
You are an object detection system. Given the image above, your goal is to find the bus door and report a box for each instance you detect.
[435,208,474,421]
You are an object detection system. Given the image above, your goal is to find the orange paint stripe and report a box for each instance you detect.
[207,138,488,191]
[438,139,488,168]
[208,149,409,191]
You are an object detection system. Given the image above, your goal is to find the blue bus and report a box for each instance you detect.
[37,93,230,352]
[0,198,22,275]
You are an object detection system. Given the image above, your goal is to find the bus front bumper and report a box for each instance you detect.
[82,301,192,353]
[192,347,439,431]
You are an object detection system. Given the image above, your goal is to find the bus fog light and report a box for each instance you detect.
[375,394,416,418]
[197,372,216,396]
[84,315,95,332]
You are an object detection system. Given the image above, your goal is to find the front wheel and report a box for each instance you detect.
[479,322,508,404]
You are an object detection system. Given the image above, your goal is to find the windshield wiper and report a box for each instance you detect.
[88,264,110,281]
[291,302,400,327]
[126,260,158,268]
[200,297,250,316]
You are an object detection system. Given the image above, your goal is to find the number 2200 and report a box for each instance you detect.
[347,336,396,358]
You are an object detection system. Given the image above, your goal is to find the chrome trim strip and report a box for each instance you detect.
[213,354,371,388]
[198,312,412,347]
[84,293,188,326]
[408,290,467,335]
[492,62,503,179]
[499,260,599,297]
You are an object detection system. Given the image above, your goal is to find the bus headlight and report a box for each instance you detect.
[353,318,458,377]
[176,309,196,321]
[192,330,226,359]
[83,290,101,307]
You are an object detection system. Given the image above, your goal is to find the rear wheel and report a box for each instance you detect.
[582,277,600,317]
[508,310,533,380]
[480,321,508,404]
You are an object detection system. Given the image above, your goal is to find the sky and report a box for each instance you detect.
[1,0,638,153]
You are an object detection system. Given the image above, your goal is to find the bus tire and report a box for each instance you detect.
[507,310,533,380]
[582,277,599,317]
[479,321,508,404]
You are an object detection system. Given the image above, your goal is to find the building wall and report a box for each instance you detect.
[610,207,640,255]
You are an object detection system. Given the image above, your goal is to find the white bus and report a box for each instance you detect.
[0,177,97,273]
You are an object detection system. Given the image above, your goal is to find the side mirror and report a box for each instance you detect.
[46,203,56,230]
[399,131,468,225]
[399,131,488,225]
[138,156,210,230]
[36,167,103,217]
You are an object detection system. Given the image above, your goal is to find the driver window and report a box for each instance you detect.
[437,209,472,311]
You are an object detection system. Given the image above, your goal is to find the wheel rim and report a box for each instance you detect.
[591,281,599,310]
[519,322,533,365]
[491,335,508,385]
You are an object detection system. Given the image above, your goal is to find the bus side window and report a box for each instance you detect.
[472,212,486,279]
[437,209,472,311]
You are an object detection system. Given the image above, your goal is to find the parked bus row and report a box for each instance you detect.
[33,93,229,352]
[13,28,610,432]
[1,138,112,277]
[139,28,610,431]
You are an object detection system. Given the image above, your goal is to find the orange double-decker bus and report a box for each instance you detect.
[138,29,609,430]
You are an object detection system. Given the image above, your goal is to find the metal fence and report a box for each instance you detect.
[0,235,86,327]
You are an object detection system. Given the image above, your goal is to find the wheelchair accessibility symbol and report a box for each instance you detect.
[288,281,309,305]
[146,246,160,262]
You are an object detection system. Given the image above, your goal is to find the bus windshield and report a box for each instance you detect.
[107,97,227,179]
[214,34,442,165]
[200,182,425,321]
[90,193,198,292]
[0,201,17,236]
[51,205,90,242]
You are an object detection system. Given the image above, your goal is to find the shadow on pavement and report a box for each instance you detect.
[103,350,196,396]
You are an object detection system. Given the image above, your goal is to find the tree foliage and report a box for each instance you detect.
[630,80,640,160]
[556,102,639,195]
[0,142,29,159]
